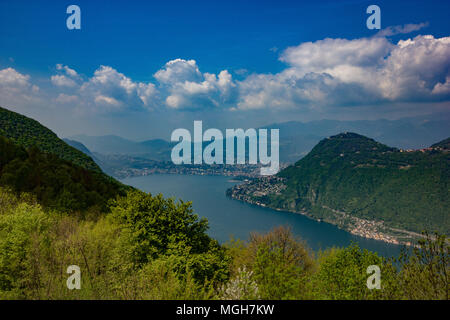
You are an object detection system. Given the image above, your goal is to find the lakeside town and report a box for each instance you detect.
[226,177,421,246]
[100,154,290,179]
[108,161,269,179]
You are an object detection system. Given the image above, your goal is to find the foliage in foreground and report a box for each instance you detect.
[0,188,448,300]
[0,188,227,299]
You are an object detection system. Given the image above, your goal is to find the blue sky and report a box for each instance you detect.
[0,0,449,139]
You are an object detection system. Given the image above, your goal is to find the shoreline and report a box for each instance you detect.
[120,171,420,247]
[228,194,418,247]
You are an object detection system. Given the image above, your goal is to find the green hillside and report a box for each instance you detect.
[0,135,127,212]
[0,106,100,172]
[431,137,450,149]
[63,138,93,156]
[0,106,129,212]
[229,133,449,240]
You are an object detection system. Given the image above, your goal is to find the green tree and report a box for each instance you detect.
[109,190,229,284]
[398,232,449,300]
[310,244,398,300]
[244,227,314,299]
[0,202,52,299]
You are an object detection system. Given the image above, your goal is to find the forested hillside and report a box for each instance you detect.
[432,137,450,149]
[229,133,450,241]
[63,138,93,157]
[0,136,127,212]
[0,106,100,172]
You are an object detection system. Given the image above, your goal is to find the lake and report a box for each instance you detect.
[121,174,403,257]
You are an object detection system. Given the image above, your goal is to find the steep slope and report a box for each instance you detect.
[0,135,127,212]
[228,133,449,243]
[431,137,450,150]
[0,106,100,172]
[63,138,93,157]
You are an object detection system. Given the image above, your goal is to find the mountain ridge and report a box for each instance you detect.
[0,106,129,212]
[68,115,450,165]
[228,132,450,244]
[0,106,100,172]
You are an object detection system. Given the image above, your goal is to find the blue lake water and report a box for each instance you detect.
[121,174,403,258]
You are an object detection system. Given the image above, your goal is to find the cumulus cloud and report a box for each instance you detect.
[155,59,236,109]
[94,95,121,107]
[154,59,202,84]
[432,76,450,95]
[0,67,31,87]
[51,74,77,87]
[235,34,450,110]
[51,64,81,88]
[3,31,449,117]
[280,37,393,74]
[56,64,79,78]
[78,65,158,111]
[0,68,41,105]
[47,64,159,113]
[378,35,450,100]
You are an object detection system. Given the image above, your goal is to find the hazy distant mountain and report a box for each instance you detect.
[61,137,151,176]
[63,138,93,157]
[69,116,450,165]
[69,134,146,154]
[265,116,450,162]
[69,134,174,161]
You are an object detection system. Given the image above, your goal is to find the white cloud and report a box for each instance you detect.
[235,34,450,110]
[280,37,393,73]
[56,64,79,78]
[155,59,236,110]
[0,67,30,87]
[432,76,450,95]
[377,35,450,100]
[51,74,77,87]
[154,59,202,84]
[0,68,41,106]
[78,65,158,111]
[51,64,81,88]
[376,22,429,37]
[166,95,183,108]
[2,31,449,117]
[94,95,121,107]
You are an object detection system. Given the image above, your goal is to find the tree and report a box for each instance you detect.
[310,244,398,300]
[109,190,229,283]
[245,226,314,299]
[398,232,449,300]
